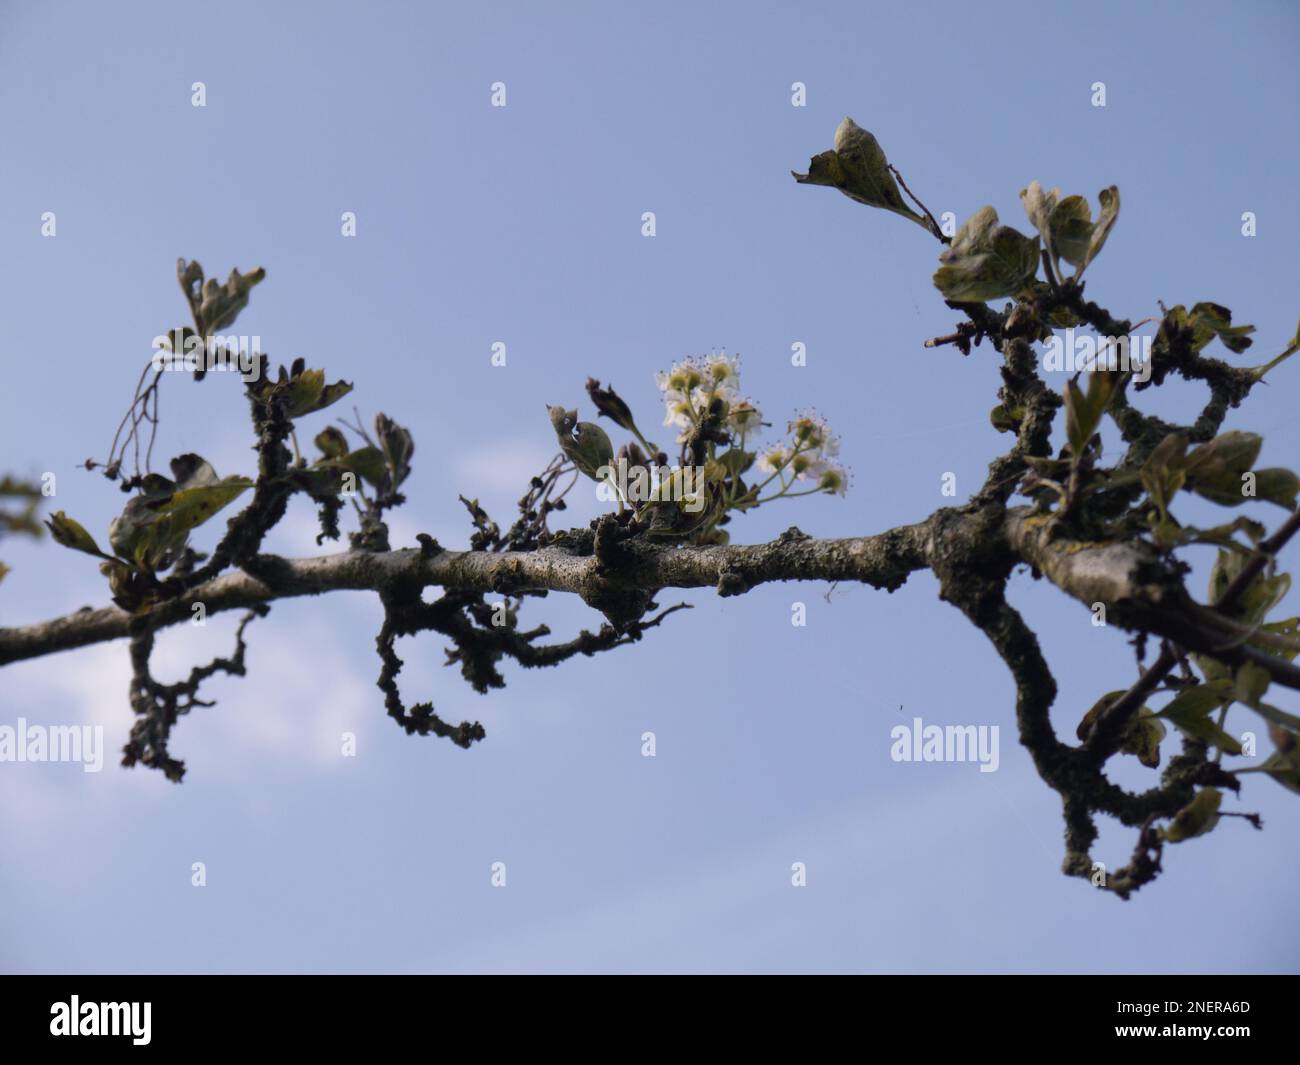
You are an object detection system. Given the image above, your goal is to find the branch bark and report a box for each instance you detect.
[0,521,932,666]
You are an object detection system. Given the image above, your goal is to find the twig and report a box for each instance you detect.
[889,164,949,244]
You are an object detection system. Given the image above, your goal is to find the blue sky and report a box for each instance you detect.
[1,0,1297,972]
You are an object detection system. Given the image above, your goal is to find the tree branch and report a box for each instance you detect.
[0,521,932,666]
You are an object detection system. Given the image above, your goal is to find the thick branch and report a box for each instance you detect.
[1006,507,1300,694]
[0,522,932,666]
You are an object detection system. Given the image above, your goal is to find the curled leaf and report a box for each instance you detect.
[1020,184,1118,279]
[1160,788,1222,842]
[107,455,252,573]
[375,414,414,491]
[283,369,326,417]
[1189,302,1254,354]
[1019,181,1059,253]
[254,365,353,419]
[793,118,930,231]
[1075,186,1119,277]
[932,207,1039,303]
[586,378,638,434]
[45,511,111,559]
[1123,708,1167,768]
[314,426,349,461]
[197,265,266,335]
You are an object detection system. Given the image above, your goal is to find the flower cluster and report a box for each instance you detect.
[756,411,850,497]
[563,356,849,546]
[655,353,761,443]
[653,359,850,503]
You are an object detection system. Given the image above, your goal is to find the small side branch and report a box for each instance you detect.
[121,606,269,781]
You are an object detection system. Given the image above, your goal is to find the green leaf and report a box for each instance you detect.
[793,150,846,190]
[1233,661,1271,707]
[717,448,756,477]
[1253,468,1300,509]
[1248,316,1300,381]
[1172,516,1266,552]
[1158,681,1232,718]
[1139,431,1188,523]
[283,369,326,417]
[792,118,930,231]
[1259,617,1300,662]
[1019,183,1094,268]
[1155,681,1241,753]
[108,475,175,565]
[1245,572,1292,625]
[1184,431,1262,483]
[1160,787,1222,842]
[1123,708,1167,769]
[45,511,110,559]
[1181,431,1263,506]
[375,414,414,490]
[932,207,1040,303]
[1189,302,1255,354]
[1205,548,1235,603]
[107,455,251,573]
[1063,380,1091,457]
[177,258,204,302]
[327,447,387,488]
[1203,553,1291,660]
[1163,302,1256,359]
[1250,700,1300,734]
[0,476,42,499]
[1049,194,1095,266]
[1197,553,1292,682]
[149,478,252,547]
[1248,718,1300,795]
[314,380,355,415]
[989,403,1022,434]
[258,365,354,420]
[1255,750,1300,795]
[585,378,639,433]
[1019,181,1059,257]
[1190,476,1258,507]
[1063,369,1118,458]
[1076,186,1119,277]
[1020,184,1118,279]
[314,426,349,460]
[196,265,265,335]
